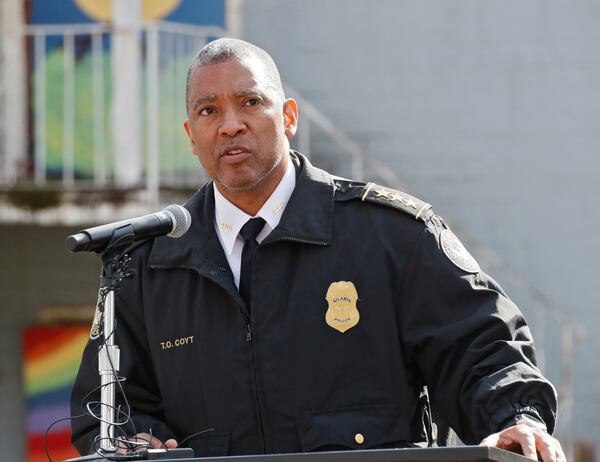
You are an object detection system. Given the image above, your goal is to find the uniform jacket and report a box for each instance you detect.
[71,152,557,456]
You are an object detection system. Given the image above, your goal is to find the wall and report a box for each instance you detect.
[0,226,99,460]
[242,0,600,449]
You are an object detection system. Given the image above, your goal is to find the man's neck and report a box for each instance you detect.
[215,155,289,216]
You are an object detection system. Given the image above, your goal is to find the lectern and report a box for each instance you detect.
[65,446,531,462]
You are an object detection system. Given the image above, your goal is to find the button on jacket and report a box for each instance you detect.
[71,152,557,456]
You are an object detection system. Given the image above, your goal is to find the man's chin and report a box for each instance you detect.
[216,177,261,192]
[216,157,285,194]
[217,169,276,193]
[217,178,259,192]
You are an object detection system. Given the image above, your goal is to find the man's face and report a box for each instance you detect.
[184,58,297,192]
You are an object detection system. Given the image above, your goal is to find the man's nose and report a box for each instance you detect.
[218,109,246,137]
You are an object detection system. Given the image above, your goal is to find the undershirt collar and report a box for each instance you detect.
[213,157,296,256]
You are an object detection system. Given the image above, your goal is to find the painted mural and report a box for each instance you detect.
[24,325,90,462]
[29,0,224,180]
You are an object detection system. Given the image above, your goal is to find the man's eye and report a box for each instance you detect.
[245,98,261,107]
[199,107,215,116]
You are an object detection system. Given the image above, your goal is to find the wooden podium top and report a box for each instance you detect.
[66,446,532,462]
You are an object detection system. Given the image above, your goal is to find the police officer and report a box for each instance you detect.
[71,38,566,462]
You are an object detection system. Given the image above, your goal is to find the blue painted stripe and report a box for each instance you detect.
[27,384,73,412]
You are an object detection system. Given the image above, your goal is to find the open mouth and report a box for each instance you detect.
[221,146,251,164]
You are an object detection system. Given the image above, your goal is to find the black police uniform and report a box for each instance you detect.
[71,152,557,456]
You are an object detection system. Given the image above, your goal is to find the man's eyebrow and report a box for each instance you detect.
[234,88,268,98]
[191,94,216,111]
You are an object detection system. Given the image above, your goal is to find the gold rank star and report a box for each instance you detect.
[374,189,392,199]
[405,198,418,209]
[390,193,407,204]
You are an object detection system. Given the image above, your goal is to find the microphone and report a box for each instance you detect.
[65,204,192,253]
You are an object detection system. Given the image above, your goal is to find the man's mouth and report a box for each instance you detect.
[221,146,251,164]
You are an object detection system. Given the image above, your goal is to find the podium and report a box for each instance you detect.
[66,446,531,462]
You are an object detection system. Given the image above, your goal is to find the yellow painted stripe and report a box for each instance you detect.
[25,362,82,396]
[24,331,89,384]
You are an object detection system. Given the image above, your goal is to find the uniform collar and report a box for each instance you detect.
[213,157,296,255]
[148,151,334,275]
[261,152,333,245]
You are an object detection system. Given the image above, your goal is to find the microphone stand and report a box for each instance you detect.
[67,226,194,461]
[98,248,130,451]
[65,227,135,462]
[98,225,138,453]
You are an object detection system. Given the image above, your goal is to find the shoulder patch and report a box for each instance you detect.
[360,182,432,221]
[440,229,480,274]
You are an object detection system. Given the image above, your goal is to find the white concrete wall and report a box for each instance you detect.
[0,0,27,183]
[242,0,600,448]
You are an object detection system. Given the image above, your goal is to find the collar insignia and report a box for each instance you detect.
[219,222,233,231]
[272,200,285,214]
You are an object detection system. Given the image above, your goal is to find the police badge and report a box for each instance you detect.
[325,281,360,333]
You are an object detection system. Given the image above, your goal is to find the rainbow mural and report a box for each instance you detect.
[24,325,90,462]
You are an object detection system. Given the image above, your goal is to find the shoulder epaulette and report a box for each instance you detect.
[360,182,432,221]
[331,177,367,200]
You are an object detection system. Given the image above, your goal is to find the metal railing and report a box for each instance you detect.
[19,21,226,190]
[14,21,371,194]
[27,23,111,186]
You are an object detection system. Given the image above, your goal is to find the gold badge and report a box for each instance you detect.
[325,281,360,333]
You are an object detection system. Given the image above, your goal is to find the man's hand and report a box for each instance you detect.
[115,432,178,454]
[480,423,566,462]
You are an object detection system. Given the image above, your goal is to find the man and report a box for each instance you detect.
[71,38,565,462]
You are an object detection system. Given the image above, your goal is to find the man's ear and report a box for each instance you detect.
[183,119,197,154]
[283,98,298,139]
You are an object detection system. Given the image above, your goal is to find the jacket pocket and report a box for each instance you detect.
[296,405,411,452]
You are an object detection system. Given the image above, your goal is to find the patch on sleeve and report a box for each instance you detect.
[440,229,481,274]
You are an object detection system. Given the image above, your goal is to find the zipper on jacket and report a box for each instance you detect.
[239,308,251,341]
[239,308,266,451]
[238,238,327,452]
[244,235,326,451]
[248,338,266,452]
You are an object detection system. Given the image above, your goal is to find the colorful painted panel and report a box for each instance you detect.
[27,0,225,181]
[31,0,225,26]
[24,325,90,462]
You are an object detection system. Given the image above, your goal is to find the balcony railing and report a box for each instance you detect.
[4,21,377,195]
[17,21,225,191]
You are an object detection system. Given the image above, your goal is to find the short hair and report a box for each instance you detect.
[185,38,285,112]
